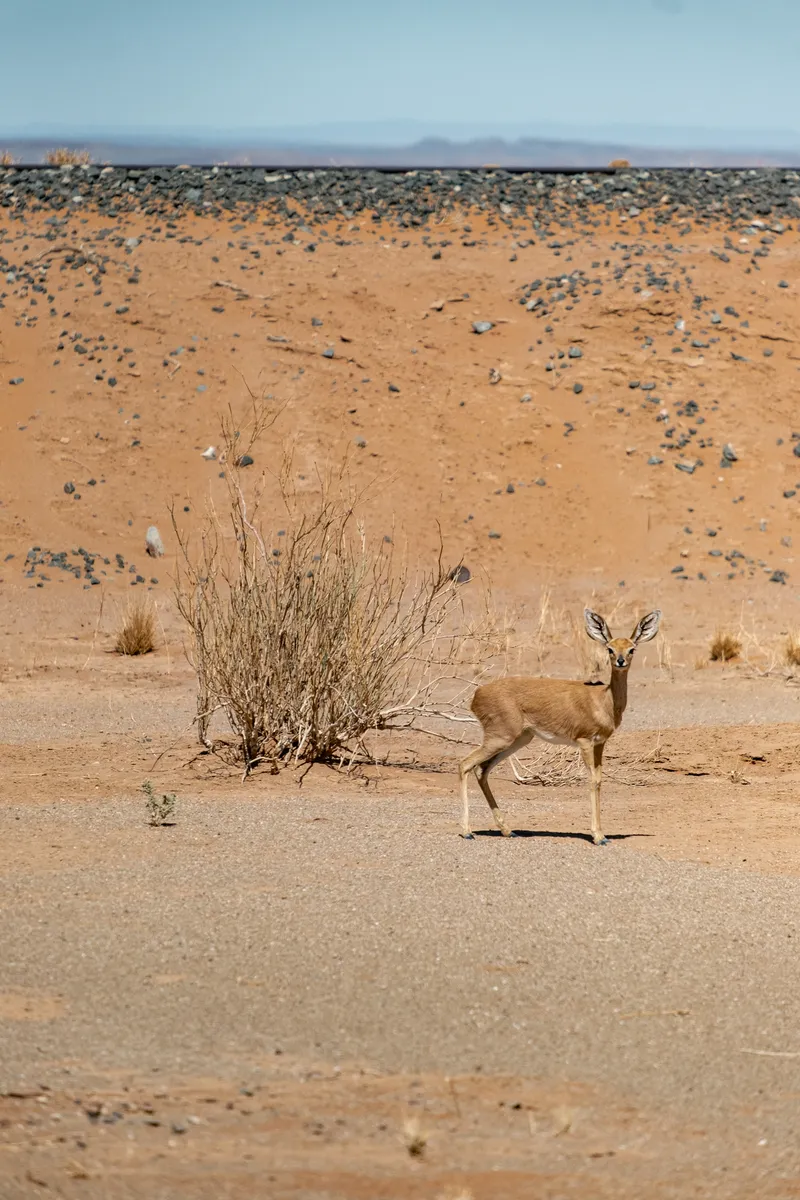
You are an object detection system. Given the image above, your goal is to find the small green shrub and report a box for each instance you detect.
[142,780,176,826]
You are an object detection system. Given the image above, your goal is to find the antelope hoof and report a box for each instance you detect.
[501,828,516,838]
[593,834,609,847]
[461,831,475,840]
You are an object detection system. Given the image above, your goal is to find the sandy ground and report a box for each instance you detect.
[3,197,800,1196]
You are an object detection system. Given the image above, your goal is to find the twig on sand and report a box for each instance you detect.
[445,1076,462,1120]
[740,1048,800,1059]
[618,1008,690,1020]
[80,591,105,670]
[212,280,273,301]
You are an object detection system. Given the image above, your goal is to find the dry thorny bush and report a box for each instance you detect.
[173,401,509,774]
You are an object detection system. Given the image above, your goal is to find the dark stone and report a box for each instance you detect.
[63,481,75,494]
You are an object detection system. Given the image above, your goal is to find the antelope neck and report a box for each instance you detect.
[608,664,629,726]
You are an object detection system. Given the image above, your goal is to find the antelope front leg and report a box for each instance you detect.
[590,741,607,845]
[580,741,608,846]
[459,764,474,839]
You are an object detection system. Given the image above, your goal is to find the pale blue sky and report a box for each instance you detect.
[3,0,800,144]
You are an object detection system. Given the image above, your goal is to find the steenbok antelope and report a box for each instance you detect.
[458,608,661,843]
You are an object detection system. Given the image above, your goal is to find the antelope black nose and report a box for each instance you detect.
[616,656,626,668]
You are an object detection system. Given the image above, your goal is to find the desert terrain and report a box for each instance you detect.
[3,165,800,1197]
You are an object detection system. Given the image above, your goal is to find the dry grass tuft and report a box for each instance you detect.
[785,633,800,667]
[0,150,17,166]
[114,596,156,656]
[567,610,607,678]
[43,147,92,165]
[709,629,741,662]
[402,1117,427,1158]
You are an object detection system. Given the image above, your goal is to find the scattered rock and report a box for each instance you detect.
[472,321,493,334]
[449,565,471,584]
[145,526,164,557]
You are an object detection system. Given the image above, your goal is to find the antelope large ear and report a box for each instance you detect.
[584,608,612,644]
[632,610,661,644]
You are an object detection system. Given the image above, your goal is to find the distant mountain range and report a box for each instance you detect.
[2,123,799,168]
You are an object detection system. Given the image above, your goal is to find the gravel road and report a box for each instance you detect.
[3,789,800,1185]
